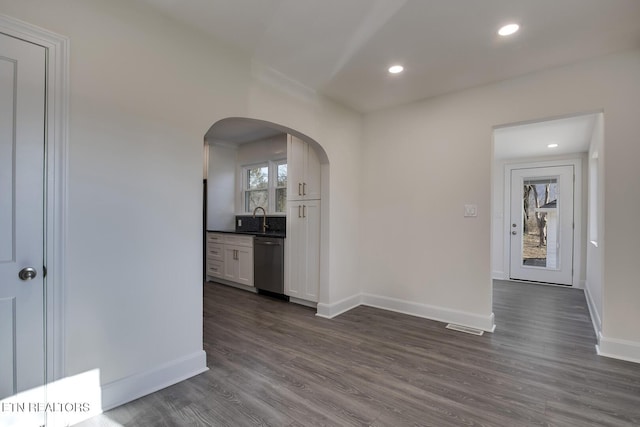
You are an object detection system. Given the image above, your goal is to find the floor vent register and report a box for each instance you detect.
[445,323,484,336]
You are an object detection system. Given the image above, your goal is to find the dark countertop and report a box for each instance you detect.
[207,229,286,238]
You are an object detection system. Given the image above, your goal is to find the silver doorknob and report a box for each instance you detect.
[511,231,517,235]
[18,267,37,281]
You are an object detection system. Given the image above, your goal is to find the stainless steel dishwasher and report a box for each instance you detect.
[253,236,284,294]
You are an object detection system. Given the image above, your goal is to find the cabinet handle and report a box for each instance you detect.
[303,182,306,196]
[298,183,302,196]
[298,205,301,218]
[303,205,306,218]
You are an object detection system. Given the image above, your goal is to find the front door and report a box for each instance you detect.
[509,165,574,285]
[0,32,46,400]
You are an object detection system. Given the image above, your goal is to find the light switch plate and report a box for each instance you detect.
[464,204,478,217]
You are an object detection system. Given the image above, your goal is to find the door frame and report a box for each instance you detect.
[503,158,583,287]
[1,14,69,384]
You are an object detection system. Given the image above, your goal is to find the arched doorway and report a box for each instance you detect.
[203,117,330,309]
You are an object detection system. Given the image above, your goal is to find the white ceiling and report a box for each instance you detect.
[136,0,640,113]
[493,113,599,160]
[205,118,284,144]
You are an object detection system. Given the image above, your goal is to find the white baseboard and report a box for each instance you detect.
[101,350,208,411]
[361,293,496,333]
[206,278,257,293]
[316,292,496,333]
[316,293,362,319]
[492,270,506,280]
[583,284,602,337]
[597,332,640,364]
[290,296,317,309]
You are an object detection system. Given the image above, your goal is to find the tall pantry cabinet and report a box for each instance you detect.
[285,134,321,303]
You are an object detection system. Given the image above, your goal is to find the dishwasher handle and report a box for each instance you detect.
[255,238,283,246]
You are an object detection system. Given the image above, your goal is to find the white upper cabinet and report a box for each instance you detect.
[287,134,321,201]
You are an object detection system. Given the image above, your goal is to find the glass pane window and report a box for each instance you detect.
[275,161,287,213]
[246,190,268,213]
[275,188,286,213]
[244,164,268,212]
[277,163,287,187]
[241,160,286,214]
[247,166,268,190]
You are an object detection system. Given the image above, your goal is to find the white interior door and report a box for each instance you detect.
[0,32,46,400]
[509,165,574,285]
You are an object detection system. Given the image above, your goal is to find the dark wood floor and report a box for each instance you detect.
[80,280,640,426]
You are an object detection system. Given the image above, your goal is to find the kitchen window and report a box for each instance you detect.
[242,160,287,214]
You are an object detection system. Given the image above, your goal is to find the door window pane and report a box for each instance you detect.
[522,177,558,269]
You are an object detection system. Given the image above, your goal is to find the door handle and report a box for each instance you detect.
[18,267,37,281]
[303,205,306,218]
[298,183,302,196]
[303,182,306,196]
[298,205,301,218]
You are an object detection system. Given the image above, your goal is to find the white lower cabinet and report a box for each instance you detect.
[285,200,320,302]
[206,232,253,287]
[223,244,253,286]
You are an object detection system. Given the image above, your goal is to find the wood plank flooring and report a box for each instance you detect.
[79,280,640,426]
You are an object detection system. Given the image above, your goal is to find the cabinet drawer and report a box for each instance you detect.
[206,243,224,260]
[206,259,224,278]
[206,233,225,244]
[224,234,253,247]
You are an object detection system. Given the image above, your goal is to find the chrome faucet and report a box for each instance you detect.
[252,206,268,233]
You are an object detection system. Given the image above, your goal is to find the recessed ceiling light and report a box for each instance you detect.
[547,143,559,148]
[498,23,520,36]
[388,65,404,74]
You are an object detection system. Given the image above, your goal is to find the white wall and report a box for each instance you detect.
[586,114,604,335]
[0,0,364,409]
[361,49,640,347]
[207,144,237,231]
